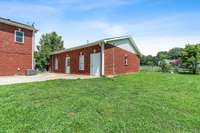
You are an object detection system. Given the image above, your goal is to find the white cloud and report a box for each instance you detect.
[42,0,138,11]
[91,21,128,36]
[0,2,61,26]
[2,0,139,12]
[0,0,200,56]
[34,17,200,55]
[0,3,58,16]
[136,36,200,56]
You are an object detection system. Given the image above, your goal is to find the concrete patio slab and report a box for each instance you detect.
[0,72,94,86]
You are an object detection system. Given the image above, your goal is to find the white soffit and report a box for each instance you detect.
[106,38,137,54]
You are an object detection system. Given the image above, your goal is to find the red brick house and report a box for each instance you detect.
[49,36,141,76]
[0,17,37,76]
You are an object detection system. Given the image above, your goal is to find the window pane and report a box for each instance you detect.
[55,57,58,70]
[79,55,84,70]
[124,57,128,65]
[16,31,23,37]
[16,36,23,42]
[15,31,24,43]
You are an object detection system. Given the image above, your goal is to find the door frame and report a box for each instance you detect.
[65,56,71,74]
[90,52,101,76]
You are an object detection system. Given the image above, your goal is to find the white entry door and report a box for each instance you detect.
[65,57,70,74]
[90,53,101,76]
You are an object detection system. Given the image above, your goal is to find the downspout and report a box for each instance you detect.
[51,55,53,72]
[101,42,105,76]
[32,30,35,70]
[112,46,115,75]
[52,55,54,72]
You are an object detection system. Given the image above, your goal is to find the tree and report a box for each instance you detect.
[35,32,64,71]
[140,55,157,66]
[181,44,200,74]
[156,51,169,61]
[168,48,183,59]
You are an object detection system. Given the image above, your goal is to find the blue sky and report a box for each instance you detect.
[0,0,200,55]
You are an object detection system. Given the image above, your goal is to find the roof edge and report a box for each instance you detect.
[50,36,141,56]
[104,35,141,56]
[0,17,38,32]
[50,40,102,55]
[128,37,142,56]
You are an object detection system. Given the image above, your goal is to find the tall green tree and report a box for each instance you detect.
[181,44,200,74]
[168,48,183,59]
[35,32,64,70]
[140,55,157,66]
[156,51,169,61]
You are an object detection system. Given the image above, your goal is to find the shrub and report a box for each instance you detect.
[159,60,172,72]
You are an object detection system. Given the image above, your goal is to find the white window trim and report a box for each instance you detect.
[55,57,58,70]
[79,54,84,71]
[15,30,24,43]
[125,56,128,65]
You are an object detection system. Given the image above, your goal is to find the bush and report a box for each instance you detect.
[159,60,172,72]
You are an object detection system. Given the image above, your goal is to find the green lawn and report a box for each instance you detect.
[0,72,200,133]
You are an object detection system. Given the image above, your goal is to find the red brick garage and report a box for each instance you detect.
[49,36,141,76]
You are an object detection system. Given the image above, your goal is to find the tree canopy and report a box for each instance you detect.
[156,51,169,61]
[168,48,183,59]
[140,43,200,74]
[35,32,64,71]
[181,44,200,74]
[140,55,157,66]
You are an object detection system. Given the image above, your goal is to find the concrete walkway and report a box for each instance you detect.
[0,72,94,86]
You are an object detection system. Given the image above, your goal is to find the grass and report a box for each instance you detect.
[0,72,200,133]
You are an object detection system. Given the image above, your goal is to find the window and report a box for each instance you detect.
[55,57,58,70]
[124,56,128,65]
[79,53,84,70]
[15,31,24,43]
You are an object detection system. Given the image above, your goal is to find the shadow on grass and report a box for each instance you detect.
[177,72,200,76]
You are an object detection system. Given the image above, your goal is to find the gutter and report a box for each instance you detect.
[0,17,38,32]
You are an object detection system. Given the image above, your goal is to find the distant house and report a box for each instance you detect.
[0,17,37,76]
[159,59,181,66]
[49,36,141,76]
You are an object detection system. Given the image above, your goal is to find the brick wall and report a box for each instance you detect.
[50,44,101,75]
[0,23,33,76]
[50,43,140,76]
[104,44,140,75]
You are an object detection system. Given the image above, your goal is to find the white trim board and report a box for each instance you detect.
[50,36,141,56]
